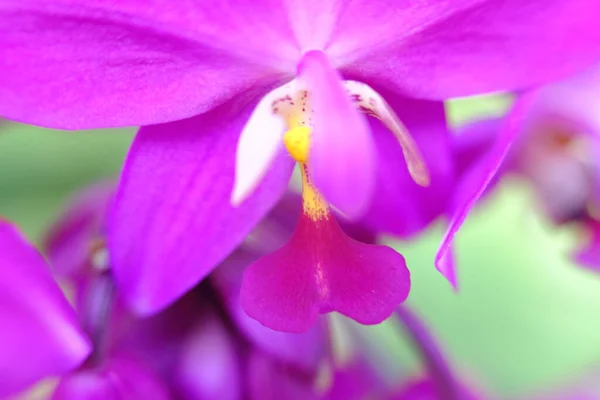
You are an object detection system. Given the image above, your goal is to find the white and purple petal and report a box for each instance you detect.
[110,97,295,315]
[298,51,376,220]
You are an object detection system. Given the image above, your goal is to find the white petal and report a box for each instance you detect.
[344,80,430,186]
[231,82,296,206]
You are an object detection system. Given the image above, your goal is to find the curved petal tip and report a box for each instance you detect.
[0,221,91,397]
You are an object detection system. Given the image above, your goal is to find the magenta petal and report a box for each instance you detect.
[0,220,90,397]
[359,89,453,237]
[212,252,330,372]
[299,51,376,220]
[436,91,539,287]
[110,99,295,315]
[340,0,600,98]
[325,356,388,400]
[53,356,170,400]
[241,211,410,333]
[0,0,296,128]
[44,180,114,280]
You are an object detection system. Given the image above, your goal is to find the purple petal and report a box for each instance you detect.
[212,251,330,373]
[172,310,241,400]
[452,119,503,179]
[436,91,538,288]
[53,356,170,400]
[298,51,376,220]
[395,306,461,400]
[338,0,600,98]
[0,220,90,397]
[391,378,482,400]
[0,0,297,128]
[44,180,114,280]
[324,356,388,400]
[390,379,439,400]
[110,98,295,315]
[531,64,600,136]
[514,66,600,219]
[108,291,202,378]
[572,220,600,273]
[358,89,454,238]
[451,118,507,208]
[238,191,302,255]
[247,349,319,400]
[241,207,410,333]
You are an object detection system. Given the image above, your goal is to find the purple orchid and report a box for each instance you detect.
[454,64,600,273]
[2,1,600,332]
[0,219,90,398]
[43,182,333,399]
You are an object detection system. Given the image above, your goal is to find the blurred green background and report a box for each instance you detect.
[2,95,600,398]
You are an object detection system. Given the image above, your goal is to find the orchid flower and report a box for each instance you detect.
[43,183,333,399]
[0,219,90,398]
[2,1,600,331]
[454,64,600,273]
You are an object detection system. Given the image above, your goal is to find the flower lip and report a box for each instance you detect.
[240,165,410,332]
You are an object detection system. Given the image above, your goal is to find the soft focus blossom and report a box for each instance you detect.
[42,183,332,399]
[454,64,600,273]
[324,306,481,400]
[0,219,90,398]
[2,1,600,331]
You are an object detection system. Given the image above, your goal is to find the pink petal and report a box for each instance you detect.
[44,180,114,280]
[0,220,91,397]
[110,98,295,316]
[298,51,376,220]
[337,0,600,98]
[0,0,297,128]
[241,204,410,333]
[358,88,453,238]
[53,356,170,400]
[212,251,331,373]
[436,91,539,287]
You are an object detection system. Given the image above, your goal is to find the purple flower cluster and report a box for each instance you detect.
[1,0,600,398]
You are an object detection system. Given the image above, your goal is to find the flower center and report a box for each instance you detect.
[284,125,311,163]
[283,128,329,220]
